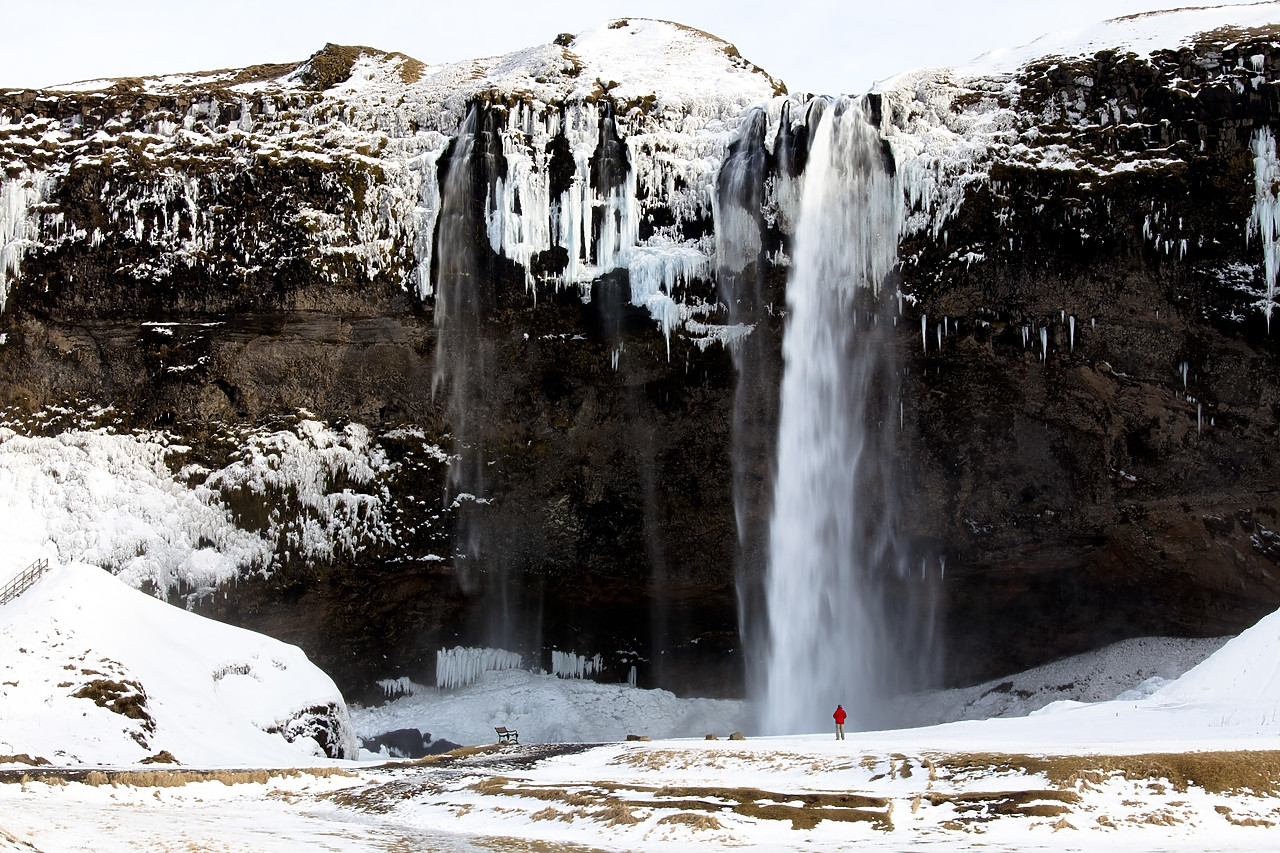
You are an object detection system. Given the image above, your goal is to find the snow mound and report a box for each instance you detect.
[877,606,1280,752]
[0,561,356,767]
[566,18,783,107]
[1158,604,1280,703]
[349,668,748,748]
[892,635,1230,726]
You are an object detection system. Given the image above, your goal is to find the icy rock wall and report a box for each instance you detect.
[0,26,776,351]
[411,95,745,348]
[198,420,394,567]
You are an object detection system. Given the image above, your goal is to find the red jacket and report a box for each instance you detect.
[833,707,847,725]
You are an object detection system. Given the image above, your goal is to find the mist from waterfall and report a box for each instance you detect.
[760,97,930,735]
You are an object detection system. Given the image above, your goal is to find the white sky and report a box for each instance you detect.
[0,1,1272,94]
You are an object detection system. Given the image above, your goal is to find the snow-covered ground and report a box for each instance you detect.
[2,603,1278,850]
[0,561,356,767]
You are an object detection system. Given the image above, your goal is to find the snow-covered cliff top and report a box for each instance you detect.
[964,0,1280,77]
[873,1,1280,91]
[41,18,782,117]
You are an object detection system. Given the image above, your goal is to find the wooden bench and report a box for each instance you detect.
[495,726,519,744]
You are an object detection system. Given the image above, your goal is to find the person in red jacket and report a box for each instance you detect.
[833,704,847,740]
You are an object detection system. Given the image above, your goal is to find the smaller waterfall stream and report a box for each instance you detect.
[762,98,929,734]
[715,108,775,691]
[434,108,487,582]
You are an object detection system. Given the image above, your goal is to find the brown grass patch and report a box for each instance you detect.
[403,743,503,766]
[0,754,49,767]
[72,679,153,731]
[4,766,353,788]
[531,806,573,822]
[735,802,891,831]
[591,803,640,826]
[472,836,614,853]
[1215,805,1276,827]
[472,776,893,831]
[930,750,1280,795]
[657,812,724,831]
[924,789,1080,822]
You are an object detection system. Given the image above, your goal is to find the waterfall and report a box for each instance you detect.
[715,107,777,696]
[760,97,926,734]
[434,107,487,590]
[432,105,526,649]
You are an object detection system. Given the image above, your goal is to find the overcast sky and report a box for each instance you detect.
[1,0,1272,94]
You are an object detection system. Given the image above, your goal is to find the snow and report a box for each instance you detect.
[959,1,1280,78]
[0,561,355,766]
[0,419,400,597]
[0,427,265,593]
[349,667,747,747]
[3,611,1279,850]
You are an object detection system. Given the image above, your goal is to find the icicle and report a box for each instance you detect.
[552,650,604,679]
[1040,327,1048,361]
[939,556,946,580]
[921,314,928,351]
[1069,315,1076,352]
[436,646,523,690]
[1180,361,1189,391]
[1021,325,1029,348]
[1197,403,1203,434]
[1251,127,1280,332]
[627,665,637,688]
[936,323,943,352]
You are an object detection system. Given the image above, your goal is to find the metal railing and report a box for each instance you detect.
[0,558,50,606]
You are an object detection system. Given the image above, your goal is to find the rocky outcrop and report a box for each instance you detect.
[3,11,1280,699]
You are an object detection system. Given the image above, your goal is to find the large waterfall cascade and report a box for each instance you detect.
[757,98,935,734]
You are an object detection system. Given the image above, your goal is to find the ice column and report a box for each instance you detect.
[1251,127,1280,331]
[0,171,47,315]
[762,98,917,735]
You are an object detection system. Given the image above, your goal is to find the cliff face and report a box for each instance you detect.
[3,12,1280,699]
[881,12,1280,680]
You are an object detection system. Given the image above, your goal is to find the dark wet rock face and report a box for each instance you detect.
[891,24,1280,683]
[3,23,1280,701]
